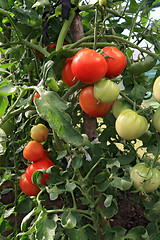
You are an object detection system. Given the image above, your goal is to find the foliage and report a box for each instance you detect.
[0,0,160,239]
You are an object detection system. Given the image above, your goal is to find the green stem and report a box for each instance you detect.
[83,157,104,181]
[56,10,76,51]
[93,7,98,50]
[128,6,141,41]
[62,81,87,100]
[71,191,77,209]
[151,133,160,167]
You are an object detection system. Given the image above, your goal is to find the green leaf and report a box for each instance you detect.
[46,186,59,201]
[65,181,76,192]
[15,196,32,213]
[111,176,132,191]
[129,0,139,13]
[124,226,149,240]
[35,90,83,147]
[0,0,8,10]
[94,171,107,183]
[72,155,82,169]
[66,228,88,240]
[104,195,113,208]
[32,0,50,8]
[104,199,118,218]
[0,84,17,96]
[0,96,8,116]
[0,128,7,155]
[36,212,57,240]
[130,84,146,104]
[61,211,77,229]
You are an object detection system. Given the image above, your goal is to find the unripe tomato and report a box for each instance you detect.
[103,46,127,79]
[19,173,40,196]
[130,164,160,193]
[71,48,108,84]
[152,106,160,132]
[25,157,54,185]
[153,76,160,103]
[62,57,78,87]
[115,109,148,140]
[31,124,49,142]
[99,0,107,6]
[79,85,114,117]
[94,78,120,103]
[23,141,44,161]
[112,98,132,118]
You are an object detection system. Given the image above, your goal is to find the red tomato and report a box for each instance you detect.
[43,149,49,158]
[25,157,54,185]
[79,86,114,117]
[33,92,40,102]
[48,43,56,52]
[71,48,108,84]
[103,46,127,79]
[19,173,40,196]
[62,58,78,87]
[23,141,44,162]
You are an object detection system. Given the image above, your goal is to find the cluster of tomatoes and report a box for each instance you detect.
[62,46,127,118]
[19,124,55,196]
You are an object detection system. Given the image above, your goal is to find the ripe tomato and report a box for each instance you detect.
[94,78,120,103]
[79,86,114,117]
[103,46,127,79]
[62,57,78,87]
[19,173,40,196]
[152,106,160,132]
[23,141,44,162]
[43,149,49,158]
[153,76,160,103]
[48,43,56,52]
[31,124,49,142]
[112,98,132,118]
[71,48,108,84]
[115,109,148,140]
[25,157,54,185]
[130,164,160,193]
[33,92,40,102]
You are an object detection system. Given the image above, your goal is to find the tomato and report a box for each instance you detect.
[152,106,160,132]
[130,164,160,193]
[62,57,78,87]
[112,98,132,118]
[48,43,56,52]
[99,0,107,6]
[115,109,148,140]
[31,124,49,142]
[103,46,127,79]
[43,149,49,158]
[128,55,157,75]
[94,78,120,103]
[25,157,54,185]
[33,92,40,102]
[23,141,44,162]
[79,86,114,117]
[71,48,108,84]
[19,173,40,196]
[153,76,160,103]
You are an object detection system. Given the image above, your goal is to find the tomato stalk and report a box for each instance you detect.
[62,80,87,100]
[93,7,98,50]
[151,133,160,168]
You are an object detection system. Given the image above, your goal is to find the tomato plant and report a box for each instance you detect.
[153,76,160,103]
[19,173,40,196]
[79,85,114,117]
[23,141,44,161]
[62,57,78,87]
[94,78,120,103]
[112,98,132,118]
[31,123,49,142]
[115,109,148,140]
[130,164,160,193]
[71,48,108,84]
[103,46,127,79]
[33,92,40,102]
[25,157,55,185]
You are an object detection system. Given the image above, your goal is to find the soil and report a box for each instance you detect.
[1,183,149,238]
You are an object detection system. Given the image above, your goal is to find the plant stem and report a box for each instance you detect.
[83,157,104,181]
[93,7,98,50]
[62,81,87,100]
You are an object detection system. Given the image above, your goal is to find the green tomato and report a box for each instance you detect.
[130,164,160,193]
[112,98,132,118]
[99,0,107,6]
[152,106,160,132]
[153,76,160,103]
[94,78,120,103]
[115,109,148,140]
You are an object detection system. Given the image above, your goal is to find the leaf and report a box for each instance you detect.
[0,84,17,96]
[104,199,118,218]
[111,176,132,191]
[0,128,7,155]
[72,155,82,169]
[104,195,113,208]
[32,0,50,8]
[0,0,8,10]
[129,0,139,13]
[46,186,59,201]
[61,211,77,229]
[130,84,146,105]
[0,96,8,116]
[124,226,149,240]
[15,196,32,213]
[35,90,83,147]
[36,212,57,240]
[65,181,76,192]
[66,228,88,240]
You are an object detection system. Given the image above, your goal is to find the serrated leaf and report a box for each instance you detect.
[35,90,83,147]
